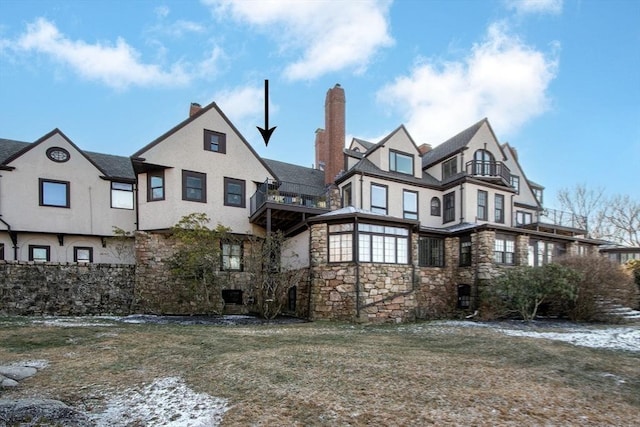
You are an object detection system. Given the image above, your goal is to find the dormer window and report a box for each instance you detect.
[389,150,413,175]
[533,188,543,205]
[442,157,457,179]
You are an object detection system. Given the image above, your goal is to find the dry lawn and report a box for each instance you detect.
[1,318,639,426]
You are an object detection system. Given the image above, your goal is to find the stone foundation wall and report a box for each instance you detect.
[0,261,134,316]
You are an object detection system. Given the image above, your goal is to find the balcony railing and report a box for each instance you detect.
[250,179,329,215]
[465,160,511,183]
[536,208,588,232]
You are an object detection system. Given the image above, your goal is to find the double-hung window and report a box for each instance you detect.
[511,175,520,194]
[224,177,246,208]
[442,157,457,180]
[443,192,455,223]
[111,182,134,209]
[495,194,505,223]
[477,190,488,221]
[182,170,207,202]
[460,236,472,266]
[403,190,418,220]
[430,197,441,216]
[371,184,387,215]
[494,234,515,264]
[148,170,165,201]
[39,179,70,208]
[204,130,226,153]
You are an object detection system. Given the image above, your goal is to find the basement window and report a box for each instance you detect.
[222,289,243,305]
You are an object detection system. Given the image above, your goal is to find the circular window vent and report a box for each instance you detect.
[46,147,70,163]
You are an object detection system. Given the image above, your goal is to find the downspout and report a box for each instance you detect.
[359,171,364,209]
[0,173,18,260]
[459,150,465,223]
[354,215,361,320]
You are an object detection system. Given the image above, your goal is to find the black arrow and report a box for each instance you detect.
[257,79,276,147]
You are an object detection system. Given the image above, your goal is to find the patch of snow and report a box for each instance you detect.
[89,377,228,427]
[33,317,117,328]
[8,359,49,370]
[499,327,640,352]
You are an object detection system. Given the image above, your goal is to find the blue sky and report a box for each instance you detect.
[1,0,638,208]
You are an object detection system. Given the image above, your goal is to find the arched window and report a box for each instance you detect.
[473,149,494,175]
[430,197,441,216]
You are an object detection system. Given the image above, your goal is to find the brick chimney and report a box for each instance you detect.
[189,102,202,117]
[322,84,346,185]
[418,143,432,155]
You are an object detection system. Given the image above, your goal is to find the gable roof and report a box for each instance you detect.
[352,137,375,151]
[131,100,277,179]
[263,158,325,190]
[362,125,418,159]
[0,131,134,180]
[421,118,487,169]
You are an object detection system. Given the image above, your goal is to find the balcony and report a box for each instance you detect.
[249,179,330,235]
[518,207,588,236]
[465,160,511,185]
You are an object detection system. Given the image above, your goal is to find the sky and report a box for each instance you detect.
[0,0,638,209]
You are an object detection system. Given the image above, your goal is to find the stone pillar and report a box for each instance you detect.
[516,234,530,266]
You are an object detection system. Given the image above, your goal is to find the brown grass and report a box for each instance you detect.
[1,318,639,426]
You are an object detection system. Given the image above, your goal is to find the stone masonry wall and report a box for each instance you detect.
[0,261,134,316]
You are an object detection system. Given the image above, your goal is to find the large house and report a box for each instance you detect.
[0,85,603,322]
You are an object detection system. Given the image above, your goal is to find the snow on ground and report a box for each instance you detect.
[88,377,228,427]
[498,327,640,352]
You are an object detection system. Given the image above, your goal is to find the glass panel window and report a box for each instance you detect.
[224,177,246,208]
[204,129,226,153]
[148,171,165,201]
[111,182,134,209]
[389,150,413,174]
[442,157,457,180]
[329,223,354,263]
[533,188,543,205]
[0,243,4,260]
[342,183,353,207]
[477,190,488,221]
[473,149,495,175]
[460,236,471,266]
[371,184,387,215]
[182,170,206,202]
[221,242,242,271]
[430,197,441,216]
[443,192,455,223]
[418,237,444,267]
[74,247,93,263]
[29,245,50,262]
[511,175,520,194]
[403,190,418,220]
[39,179,69,208]
[495,194,505,223]
[457,284,471,309]
[494,234,515,265]
[357,223,409,264]
[516,210,532,226]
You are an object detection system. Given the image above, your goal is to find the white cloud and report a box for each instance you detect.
[504,0,563,15]
[204,0,394,80]
[3,18,192,90]
[213,83,272,124]
[377,23,558,145]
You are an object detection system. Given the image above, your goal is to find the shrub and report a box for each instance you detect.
[557,255,639,321]
[483,264,579,321]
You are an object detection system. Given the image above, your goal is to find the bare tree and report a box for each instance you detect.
[557,184,639,246]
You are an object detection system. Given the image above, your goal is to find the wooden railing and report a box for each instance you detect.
[250,179,329,215]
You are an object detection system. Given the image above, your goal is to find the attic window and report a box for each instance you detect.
[389,150,413,175]
[46,147,70,163]
[204,130,226,154]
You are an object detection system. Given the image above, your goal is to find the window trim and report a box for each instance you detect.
[430,197,441,216]
[442,157,458,180]
[493,234,515,265]
[342,183,353,207]
[328,223,354,263]
[182,170,207,203]
[147,170,165,202]
[370,183,388,215]
[389,149,414,175]
[418,236,445,267]
[511,175,520,194]
[224,177,246,208]
[111,181,134,210]
[403,190,418,220]
[74,246,93,263]
[203,129,227,154]
[358,223,410,265]
[29,245,50,262]
[221,241,243,271]
[516,210,532,226]
[495,194,505,223]
[459,236,472,266]
[39,178,70,208]
[477,190,488,221]
[443,191,455,223]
